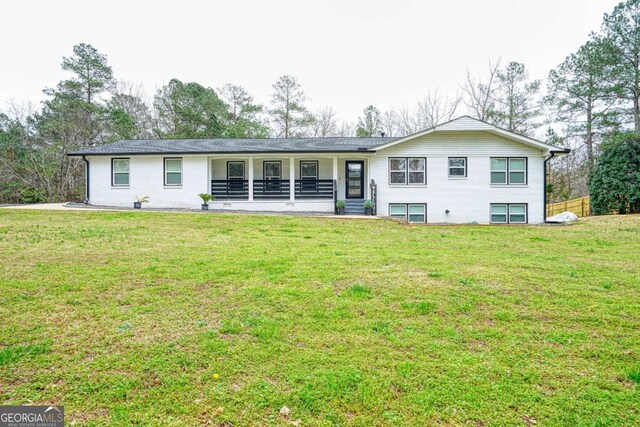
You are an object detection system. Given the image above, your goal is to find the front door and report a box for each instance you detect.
[345,161,364,199]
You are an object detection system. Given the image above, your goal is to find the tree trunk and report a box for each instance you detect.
[284,104,290,138]
[634,95,640,132]
[585,102,594,171]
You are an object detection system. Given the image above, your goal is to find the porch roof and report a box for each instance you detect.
[68,136,397,156]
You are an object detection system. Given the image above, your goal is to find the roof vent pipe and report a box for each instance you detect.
[380,132,385,137]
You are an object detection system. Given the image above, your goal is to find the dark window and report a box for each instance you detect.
[264,161,282,180]
[227,161,245,179]
[300,161,318,180]
[389,158,406,184]
[389,157,426,185]
[448,157,467,177]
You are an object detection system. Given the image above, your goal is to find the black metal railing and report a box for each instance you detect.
[370,179,377,215]
[253,179,291,199]
[212,178,337,201]
[211,179,249,199]
[294,179,334,199]
[333,179,338,214]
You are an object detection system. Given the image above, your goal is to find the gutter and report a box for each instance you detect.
[67,149,378,157]
[82,156,90,204]
[544,149,571,223]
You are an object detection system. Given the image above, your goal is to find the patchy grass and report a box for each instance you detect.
[0,210,639,426]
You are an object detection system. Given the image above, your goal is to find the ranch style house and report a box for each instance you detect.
[68,116,570,224]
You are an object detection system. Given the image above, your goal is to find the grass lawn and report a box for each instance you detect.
[0,210,639,426]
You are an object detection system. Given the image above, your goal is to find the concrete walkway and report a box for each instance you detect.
[1,203,380,219]
[2,203,93,211]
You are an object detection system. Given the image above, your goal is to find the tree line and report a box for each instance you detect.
[1,0,639,205]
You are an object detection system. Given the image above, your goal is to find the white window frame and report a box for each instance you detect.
[300,161,318,180]
[389,204,408,220]
[508,158,527,185]
[164,157,183,186]
[389,158,407,184]
[508,204,528,223]
[389,157,426,185]
[389,203,426,223]
[490,158,508,184]
[491,157,527,185]
[111,158,130,187]
[227,161,245,180]
[408,204,426,223]
[448,157,467,178]
[263,161,282,180]
[490,203,528,224]
[490,204,508,223]
[408,158,426,184]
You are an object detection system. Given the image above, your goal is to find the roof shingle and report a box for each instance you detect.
[68,137,398,156]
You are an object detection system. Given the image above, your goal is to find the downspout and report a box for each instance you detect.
[543,151,556,223]
[82,156,90,204]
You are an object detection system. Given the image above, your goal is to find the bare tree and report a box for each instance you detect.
[309,106,339,137]
[218,83,251,118]
[462,58,501,121]
[336,121,355,137]
[391,89,461,136]
[416,88,461,128]
[394,102,418,136]
[380,110,397,137]
[109,80,154,138]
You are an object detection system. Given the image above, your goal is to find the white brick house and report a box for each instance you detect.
[68,116,569,224]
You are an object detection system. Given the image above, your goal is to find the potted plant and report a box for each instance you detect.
[363,199,374,215]
[336,200,346,215]
[199,193,215,210]
[134,196,149,209]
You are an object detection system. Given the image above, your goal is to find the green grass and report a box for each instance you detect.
[1,210,639,426]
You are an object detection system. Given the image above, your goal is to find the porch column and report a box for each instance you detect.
[289,156,295,201]
[332,156,339,214]
[248,157,254,201]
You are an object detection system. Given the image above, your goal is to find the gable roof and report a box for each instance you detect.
[373,116,570,154]
[67,116,570,157]
[68,136,397,156]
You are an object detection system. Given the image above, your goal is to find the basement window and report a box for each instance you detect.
[389,203,426,223]
[491,203,528,224]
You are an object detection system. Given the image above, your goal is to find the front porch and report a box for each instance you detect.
[210,179,335,200]
[207,155,373,213]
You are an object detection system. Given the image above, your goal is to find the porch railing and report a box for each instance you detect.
[253,179,291,199]
[294,179,334,199]
[210,179,335,201]
[211,179,249,200]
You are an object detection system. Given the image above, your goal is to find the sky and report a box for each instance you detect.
[0,0,622,124]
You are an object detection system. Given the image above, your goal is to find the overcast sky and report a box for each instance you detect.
[0,0,621,124]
